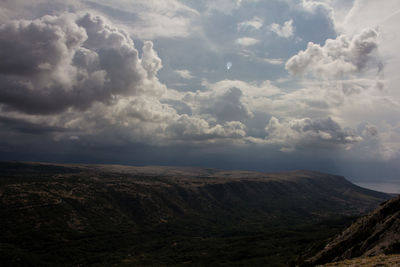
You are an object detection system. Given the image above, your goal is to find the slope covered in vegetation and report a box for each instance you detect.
[0,162,390,266]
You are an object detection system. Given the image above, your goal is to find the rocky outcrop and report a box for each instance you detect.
[308,195,400,265]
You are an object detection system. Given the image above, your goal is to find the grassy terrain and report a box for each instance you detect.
[0,162,390,266]
[318,254,400,267]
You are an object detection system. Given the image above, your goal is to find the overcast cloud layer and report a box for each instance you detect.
[1,0,400,186]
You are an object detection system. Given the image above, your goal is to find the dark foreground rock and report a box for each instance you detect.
[308,195,400,266]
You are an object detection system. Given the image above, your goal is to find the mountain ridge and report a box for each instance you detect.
[0,161,389,186]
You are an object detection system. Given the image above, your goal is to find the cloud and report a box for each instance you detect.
[285,28,380,78]
[360,123,378,139]
[342,0,400,34]
[237,16,263,31]
[0,13,164,114]
[206,0,243,15]
[0,0,81,23]
[341,0,400,100]
[203,79,280,97]
[204,87,253,122]
[0,5,259,147]
[55,93,249,146]
[235,37,260,46]
[86,0,199,39]
[294,0,337,44]
[261,58,285,65]
[377,123,400,160]
[183,87,253,123]
[269,19,294,38]
[175,69,194,79]
[166,115,247,142]
[142,41,163,79]
[0,116,67,135]
[354,121,400,161]
[301,0,336,28]
[261,116,362,151]
[0,0,399,182]
[237,49,285,65]
[200,79,281,114]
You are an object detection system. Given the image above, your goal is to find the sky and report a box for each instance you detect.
[0,0,400,188]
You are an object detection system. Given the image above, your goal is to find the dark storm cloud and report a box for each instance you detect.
[0,116,67,134]
[0,14,85,75]
[0,13,163,114]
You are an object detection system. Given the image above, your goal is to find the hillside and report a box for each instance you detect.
[318,254,400,267]
[0,162,391,266]
[308,195,400,266]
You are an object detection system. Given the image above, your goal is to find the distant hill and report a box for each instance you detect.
[0,162,391,266]
[308,195,400,266]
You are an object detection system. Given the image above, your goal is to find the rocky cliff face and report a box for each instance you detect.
[308,195,400,265]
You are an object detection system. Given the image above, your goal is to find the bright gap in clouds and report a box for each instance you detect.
[0,0,399,187]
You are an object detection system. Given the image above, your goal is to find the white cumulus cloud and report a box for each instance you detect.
[237,16,264,31]
[175,69,194,79]
[285,28,380,78]
[269,19,294,38]
[235,37,260,46]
